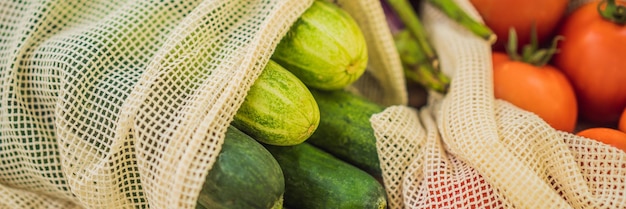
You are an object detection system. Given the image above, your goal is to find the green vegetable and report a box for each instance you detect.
[307,89,384,177]
[271,0,368,91]
[394,29,450,93]
[233,60,320,146]
[265,142,387,209]
[385,0,451,94]
[425,0,496,43]
[196,126,285,209]
[387,0,439,70]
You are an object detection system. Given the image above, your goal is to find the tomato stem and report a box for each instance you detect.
[506,28,521,61]
[505,26,562,67]
[598,0,626,25]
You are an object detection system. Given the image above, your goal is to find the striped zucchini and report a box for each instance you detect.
[232,60,320,146]
[271,0,368,90]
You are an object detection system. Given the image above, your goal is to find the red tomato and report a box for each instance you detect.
[577,127,626,152]
[617,108,626,133]
[491,51,509,68]
[425,171,500,209]
[492,52,578,132]
[469,0,569,50]
[553,1,626,124]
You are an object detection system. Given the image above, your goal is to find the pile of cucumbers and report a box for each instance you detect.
[196,1,388,209]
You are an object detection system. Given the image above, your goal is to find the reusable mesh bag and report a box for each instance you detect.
[372,0,626,208]
[0,0,405,208]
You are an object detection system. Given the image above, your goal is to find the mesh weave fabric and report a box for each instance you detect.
[372,0,626,208]
[0,0,404,208]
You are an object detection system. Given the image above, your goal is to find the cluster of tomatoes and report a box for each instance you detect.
[470,0,626,152]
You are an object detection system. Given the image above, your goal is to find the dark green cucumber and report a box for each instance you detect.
[271,0,368,90]
[307,89,384,177]
[233,60,320,146]
[265,143,387,209]
[196,126,284,209]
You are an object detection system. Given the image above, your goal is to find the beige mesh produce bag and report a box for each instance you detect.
[0,0,405,208]
[372,0,626,208]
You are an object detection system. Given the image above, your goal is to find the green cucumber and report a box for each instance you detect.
[196,126,285,209]
[233,60,320,146]
[307,89,384,177]
[265,143,387,209]
[271,0,368,91]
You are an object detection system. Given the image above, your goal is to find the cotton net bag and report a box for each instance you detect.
[371,0,626,208]
[0,0,405,208]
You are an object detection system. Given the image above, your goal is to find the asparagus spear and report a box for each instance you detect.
[387,0,440,70]
[394,29,450,93]
[385,0,449,94]
[425,0,496,44]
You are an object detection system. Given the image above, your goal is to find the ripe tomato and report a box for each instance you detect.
[491,51,509,68]
[425,171,500,209]
[492,52,578,132]
[469,0,569,50]
[617,108,626,133]
[553,1,626,125]
[577,127,626,153]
